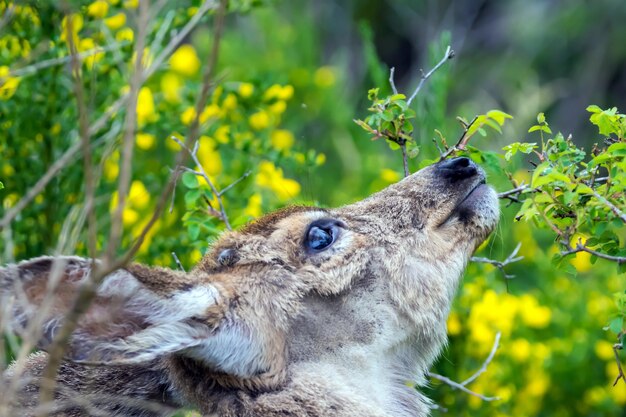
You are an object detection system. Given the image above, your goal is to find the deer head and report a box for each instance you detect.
[2,157,498,416]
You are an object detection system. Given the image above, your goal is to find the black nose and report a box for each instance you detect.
[436,157,478,182]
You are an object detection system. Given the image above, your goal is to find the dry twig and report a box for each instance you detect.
[471,243,524,279]
[427,332,501,402]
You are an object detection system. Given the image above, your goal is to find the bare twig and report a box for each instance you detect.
[471,243,524,279]
[613,343,625,386]
[438,116,478,161]
[400,144,410,178]
[407,45,454,106]
[427,372,499,402]
[65,11,97,259]
[171,252,185,272]
[9,43,128,78]
[427,332,501,402]
[561,239,626,265]
[460,332,501,386]
[106,0,149,262]
[171,138,233,229]
[389,67,398,95]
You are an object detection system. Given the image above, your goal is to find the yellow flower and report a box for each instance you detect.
[78,38,104,67]
[249,111,270,130]
[169,44,201,76]
[314,66,336,88]
[271,129,294,151]
[509,339,531,362]
[263,84,294,101]
[201,104,221,122]
[0,66,20,100]
[446,312,461,336]
[269,100,286,115]
[87,0,109,18]
[136,86,156,126]
[222,93,237,111]
[189,249,203,264]
[136,132,155,150]
[315,153,326,166]
[244,193,263,218]
[180,107,196,125]
[61,14,83,43]
[214,126,230,144]
[129,180,149,209]
[278,85,294,100]
[594,340,615,361]
[161,72,181,103]
[103,151,120,181]
[115,27,134,42]
[123,0,138,8]
[104,12,126,30]
[255,161,300,201]
[380,168,400,183]
[238,82,254,98]
[197,136,222,176]
[122,207,139,225]
[519,295,552,328]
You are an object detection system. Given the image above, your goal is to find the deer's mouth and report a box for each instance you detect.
[438,177,496,228]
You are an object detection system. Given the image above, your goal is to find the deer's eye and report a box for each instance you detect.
[305,219,342,252]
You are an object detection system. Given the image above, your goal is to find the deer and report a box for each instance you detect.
[1,156,499,417]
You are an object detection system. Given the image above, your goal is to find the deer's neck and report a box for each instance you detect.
[288,287,435,417]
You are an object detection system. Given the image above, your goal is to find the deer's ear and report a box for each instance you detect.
[1,256,224,364]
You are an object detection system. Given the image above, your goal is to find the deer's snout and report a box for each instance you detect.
[435,157,479,182]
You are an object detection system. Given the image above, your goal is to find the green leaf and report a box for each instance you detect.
[367,88,379,101]
[528,125,541,133]
[184,189,202,208]
[487,109,513,126]
[531,161,551,187]
[182,172,200,189]
[586,104,602,114]
[609,316,624,335]
[188,223,200,240]
[541,125,553,134]
[537,112,546,124]
[389,94,406,101]
[0,181,3,190]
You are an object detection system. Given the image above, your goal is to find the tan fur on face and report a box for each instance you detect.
[3,159,499,417]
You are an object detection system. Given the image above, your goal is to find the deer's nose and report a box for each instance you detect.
[436,157,478,182]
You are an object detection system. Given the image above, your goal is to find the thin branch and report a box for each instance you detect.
[426,332,501,402]
[9,43,128,78]
[407,45,454,106]
[592,190,626,223]
[471,243,524,279]
[172,138,232,229]
[438,116,477,161]
[219,171,251,196]
[400,143,409,178]
[389,67,398,95]
[171,252,185,272]
[460,332,501,386]
[427,372,499,402]
[106,0,149,262]
[65,11,97,259]
[613,343,625,386]
[561,240,626,265]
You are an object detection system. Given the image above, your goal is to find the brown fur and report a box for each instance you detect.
[1,158,499,416]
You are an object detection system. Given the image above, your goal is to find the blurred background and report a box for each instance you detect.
[1,0,626,415]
